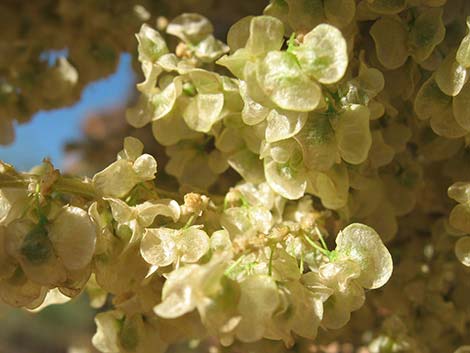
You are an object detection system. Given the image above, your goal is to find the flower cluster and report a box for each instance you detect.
[1,0,470,352]
[0,140,392,352]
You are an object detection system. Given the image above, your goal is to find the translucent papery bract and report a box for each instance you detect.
[227,16,254,53]
[256,51,322,112]
[355,58,385,100]
[408,8,446,63]
[137,24,169,64]
[152,110,201,147]
[240,80,271,126]
[263,0,290,31]
[166,143,222,189]
[332,104,372,165]
[265,156,307,200]
[308,163,349,210]
[266,139,296,164]
[448,181,470,204]
[235,274,280,342]
[228,149,265,184]
[151,79,182,122]
[265,281,323,347]
[0,188,28,226]
[137,199,181,225]
[457,18,470,68]
[267,247,301,282]
[5,220,67,287]
[452,80,470,131]
[27,288,70,313]
[245,16,285,56]
[126,95,154,129]
[295,113,338,172]
[430,107,468,138]
[304,261,364,330]
[59,265,92,298]
[449,204,470,233]
[435,51,468,97]
[178,227,210,263]
[382,174,417,217]
[183,92,224,133]
[193,35,229,63]
[92,313,167,353]
[293,23,348,84]
[323,0,356,28]
[283,280,325,340]
[221,205,273,240]
[455,236,470,267]
[368,130,395,168]
[166,13,214,44]
[119,136,145,161]
[348,180,383,219]
[141,226,209,267]
[210,229,234,258]
[92,310,123,353]
[365,0,407,14]
[382,120,412,153]
[94,239,149,296]
[188,69,223,94]
[335,223,393,289]
[154,260,225,320]
[140,228,177,267]
[48,206,96,271]
[414,76,451,120]
[216,127,244,154]
[285,0,324,33]
[265,109,307,143]
[217,48,251,79]
[0,267,43,308]
[93,142,157,198]
[370,17,408,70]
[135,153,158,180]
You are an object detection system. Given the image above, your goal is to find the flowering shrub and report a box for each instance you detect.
[1,1,470,352]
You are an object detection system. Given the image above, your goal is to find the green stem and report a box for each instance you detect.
[54,176,97,199]
[303,234,330,257]
[315,225,329,251]
[239,193,250,208]
[0,170,225,207]
[183,214,196,229]
[287,32,297,53]
[224,255,246,276]
[268,246,274,276]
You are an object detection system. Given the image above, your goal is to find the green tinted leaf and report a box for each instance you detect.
[246,16,285,56]
[257,51,321,111]
[333,104,372,164]
[137,24,169,63]
[294,23,348,84]
[336,223,393,289]
[457,18,470,68]
[409,8,445,62]
[452,81,470,130]
[166,14,213,43]
[370,17,408,69]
